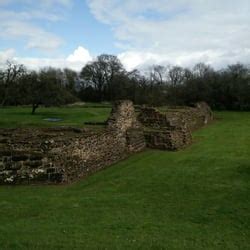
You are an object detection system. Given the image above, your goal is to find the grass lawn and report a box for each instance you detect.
[0,105,111,128]
[0,111,249,249]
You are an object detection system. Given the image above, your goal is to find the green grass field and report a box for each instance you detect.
[0,105,111,128]
[0,110,249,249]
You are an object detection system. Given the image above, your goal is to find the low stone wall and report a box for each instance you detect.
[0,100,212,185]
[138,102,213,150]
[164,102,213,131]
[138,107,192,150]
[0,101,146,184]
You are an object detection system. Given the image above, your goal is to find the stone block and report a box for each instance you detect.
[30,153,44,161]
[26,160,43,168]
[0,150,12,157]
[48,173,63,182]
[12,155,29,161]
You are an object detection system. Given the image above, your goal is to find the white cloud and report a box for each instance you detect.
[41,0,73,7]
[0,0,73,7]
[0,9,63,22]
[0,0,11,5]
[66,46,92,64]
[118,51,164,71]
[118,49,250,71]
[0,48,16,67]
[88,0,250,69]
[0,20,64,51]
[0,0,73,52]
[0,46,93,71]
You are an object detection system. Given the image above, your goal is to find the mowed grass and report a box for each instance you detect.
[0,111,250,249]
[0,105,111,128]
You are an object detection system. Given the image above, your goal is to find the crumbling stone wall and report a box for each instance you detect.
[0,100,146,184]
[0,100,212,185]
[163,102,213,132]
[138,107,192,150]
[183,102,213,131]
[107,100,145,153]
[137,102,213,150]
[107,100,141,133]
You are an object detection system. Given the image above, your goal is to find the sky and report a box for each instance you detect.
[0,0,249,71]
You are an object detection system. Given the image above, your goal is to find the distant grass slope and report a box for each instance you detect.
[0,112,249,249]
[0,106,111,128]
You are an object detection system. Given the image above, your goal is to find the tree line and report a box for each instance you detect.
[0,54,250,113]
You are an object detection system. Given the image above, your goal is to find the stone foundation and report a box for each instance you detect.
[164,102,213,132]
[138,107,192,150]
[138,102,213,150]
[0,100,212,185]
[0,101,146,184]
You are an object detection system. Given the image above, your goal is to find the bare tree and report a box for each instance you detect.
[63,68,78,94]
[145,65,168,87]
[80,54,124,101]
[0,61,26,106]
[193,63,214,78]
[168,66,186,86]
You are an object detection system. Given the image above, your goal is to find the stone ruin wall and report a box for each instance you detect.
[138,102,213,150]
[138,107,192,150]
[0,101,146,184]
[165,102,213,132]
[0,101,212,185]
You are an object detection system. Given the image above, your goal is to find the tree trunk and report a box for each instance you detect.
[1,98,6,107]
[31,104,39,115]
[1,87,8,107]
